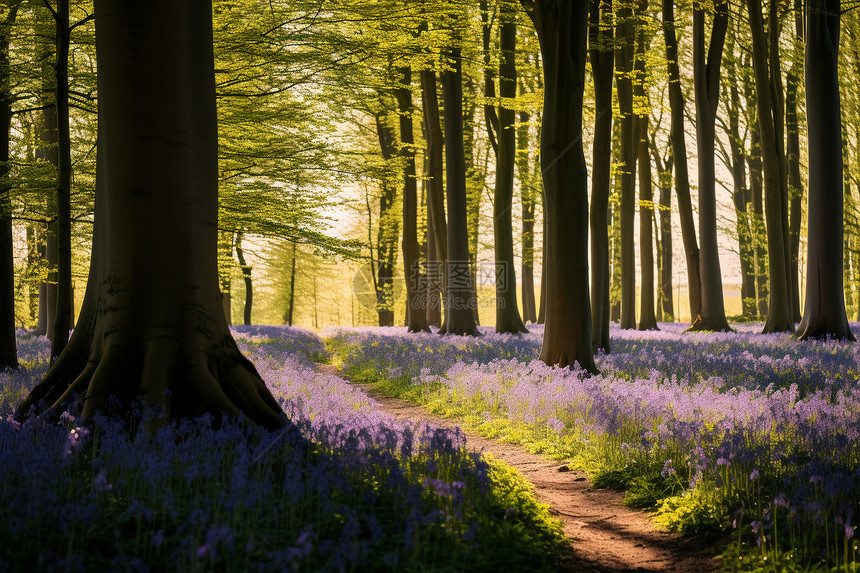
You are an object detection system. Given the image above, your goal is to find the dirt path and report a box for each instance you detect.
[316,365,721,572]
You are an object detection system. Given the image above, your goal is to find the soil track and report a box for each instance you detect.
[315,364,721,572]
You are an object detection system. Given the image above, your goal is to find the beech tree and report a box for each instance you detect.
[747,0,795,333]
[521,0,597,373]
[17,0,287,429]
[439,45,479,336]
[794,0,854,341]
[397,66,430,333]
[589,0,614,351]
[690,0,731,332]
[0,0,19,369]
[493,0,527,334]
[661,0,702,326]
[616,0,637,330]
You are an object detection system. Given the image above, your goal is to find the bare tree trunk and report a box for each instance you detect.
[725,29,756,319]
[397,66,429,333]
[662,0,701,326]
[616,1,636,330]
[18,0,290,431]
[786,7,804,323]
[421,69,447,327]
[747,0,794,333]
[0,0,20,368]
[521,0,596,373]
[286,241,296,326]
[637,119,658,330]
[235,231,252,326]
[651,136,674,322]
[589,0,614,350]
[794,0,854,341]
[690,0,731,332]
[374,112,399,328]
[517,108,537,324]
[493,4,526,334]
[440,46,479,336]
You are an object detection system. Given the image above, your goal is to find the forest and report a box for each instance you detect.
[2,0,860,571]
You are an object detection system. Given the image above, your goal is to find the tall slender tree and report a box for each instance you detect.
[493,0,527,334]
[421,69,447,327]
[794,0,854,341]
[0,0,20,369]
[517,106,538,324]
[520,0,597,373]
[747,0,795,333]
[690,0,731,332]
[616,0,637,330]
[396,66,430,333]
[589,0,614,350]
[440,45,479,336]
[662,0,701,326]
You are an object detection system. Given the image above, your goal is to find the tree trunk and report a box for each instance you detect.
[662,0,701,326]
[235,231,252,326]
[690,0,731,332]
[0,1,19,368]
[397,66,429,333]
[440,46,479,336]
[589,0,613,350]
[616,1,636,330]
[637,119,658,330]
[748,121,768,317]
[794,0,854,341]
[374,112,399,328]
[726,38,756,319]
[287,241,296,326]
[47,0,74,359]
[218,230,232,325]
[786,10,804,323]
[493,5,527,334]
[17,0,289,431]
[425,206,442,327]
[421,69,447,327]
[521,0,597,373]
[747,0,794,333]
[651,136,674,322]
[517,108,537,325]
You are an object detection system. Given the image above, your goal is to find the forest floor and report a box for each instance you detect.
[315,363,722,573]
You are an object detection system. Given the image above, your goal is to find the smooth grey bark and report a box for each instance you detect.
[0,0,20,368]
[589,0,613,351]
[793,0,854,341]
[440,47,479,336]
[690,0,731,332]
[493,5,527,334]
[521,0,597,373]
[17,0,289,431]
[662,0,702,326]
[396,66,429,333]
